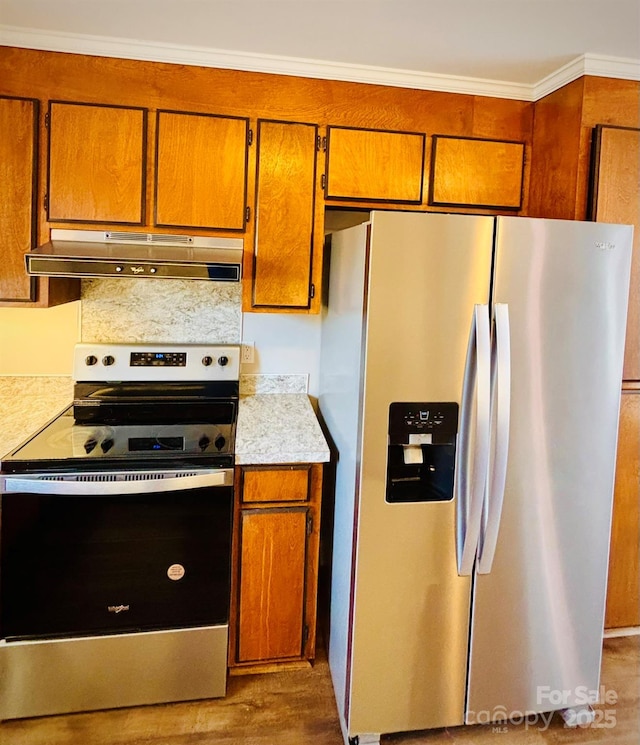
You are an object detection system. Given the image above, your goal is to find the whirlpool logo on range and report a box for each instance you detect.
[107,604,130,614]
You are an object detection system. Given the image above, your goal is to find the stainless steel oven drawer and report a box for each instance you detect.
[0,624,228,719]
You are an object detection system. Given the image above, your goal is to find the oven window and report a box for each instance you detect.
[1,486,233,641]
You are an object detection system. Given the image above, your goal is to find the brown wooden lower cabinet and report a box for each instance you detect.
[229,464,322,671]
[605,387,640,629]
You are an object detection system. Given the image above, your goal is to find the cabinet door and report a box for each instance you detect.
[155,111,249,231]
[252,120,319,309]
[428,135,525,209]
[0,96,37,302]
[590,125,640,382]
[237,507,309,662]
[605,388,640,628]
[325,125,425,203]
[47,101,146,224]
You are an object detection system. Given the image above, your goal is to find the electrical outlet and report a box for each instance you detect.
[241,342,255,364]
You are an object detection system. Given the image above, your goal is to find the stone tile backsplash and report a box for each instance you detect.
[81,278,242,344]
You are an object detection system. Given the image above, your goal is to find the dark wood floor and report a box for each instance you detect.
[2,636,638,744]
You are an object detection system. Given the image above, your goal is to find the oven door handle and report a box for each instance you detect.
[3,469,234,495]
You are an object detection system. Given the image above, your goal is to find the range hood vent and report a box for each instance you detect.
[105,231,195,244]
[26,230,243,282]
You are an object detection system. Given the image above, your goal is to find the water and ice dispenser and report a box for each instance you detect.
[386,402,458,503]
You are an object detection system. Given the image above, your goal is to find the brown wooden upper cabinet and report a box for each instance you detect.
[252,119,322,310]
[590,124,640,382]
[155,110,249,231]
[324,125,425,204]
[429,135,525,210]
[47,101,147,225]
[0,96,38,302]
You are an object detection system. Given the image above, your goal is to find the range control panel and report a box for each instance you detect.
[73,343,240,382]
[70,423,232,457]
[388,402,458,444]
[130,351,187,367]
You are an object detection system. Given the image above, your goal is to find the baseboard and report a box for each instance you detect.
[603,626,640,638]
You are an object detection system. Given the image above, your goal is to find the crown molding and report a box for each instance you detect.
[533,53,640,99]
[1,25,639,103]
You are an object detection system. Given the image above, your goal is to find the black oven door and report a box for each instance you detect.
[0,469,233,642]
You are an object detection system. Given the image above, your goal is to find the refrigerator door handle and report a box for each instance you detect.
[478,303,511,574]
[456,303,491,576]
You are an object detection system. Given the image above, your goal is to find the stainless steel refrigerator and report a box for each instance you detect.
[318,211,633,744]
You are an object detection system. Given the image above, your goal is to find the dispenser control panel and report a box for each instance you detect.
[388,402,458,444]
[386,402,458,504]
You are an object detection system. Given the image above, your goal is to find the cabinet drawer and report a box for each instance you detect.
[241,467,311,504]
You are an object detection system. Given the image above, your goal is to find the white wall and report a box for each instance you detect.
[0,302,81,375]
[241,312,322,397]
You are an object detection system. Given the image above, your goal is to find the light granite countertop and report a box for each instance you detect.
[235,393,329,465]
[0,377,74,459]
[0,376,330,466]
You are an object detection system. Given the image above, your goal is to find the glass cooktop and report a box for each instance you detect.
[1,407,235,474]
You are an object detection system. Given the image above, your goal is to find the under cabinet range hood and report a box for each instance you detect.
[26,230,243,282]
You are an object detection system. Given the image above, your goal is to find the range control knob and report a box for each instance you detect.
[214,435,226,451]
[202,356,213,367]
[85,355,98,366]
[101,438,114,453]
[218,356,229,367]
[84,437,98,454]
[198,435,211,451]
[102,355,115,366]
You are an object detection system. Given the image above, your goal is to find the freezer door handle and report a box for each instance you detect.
[478,303,511,574]
[456,304,491,576]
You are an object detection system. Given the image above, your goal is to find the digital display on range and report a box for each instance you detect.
[128,437,184,451]
[130,352,187,367]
